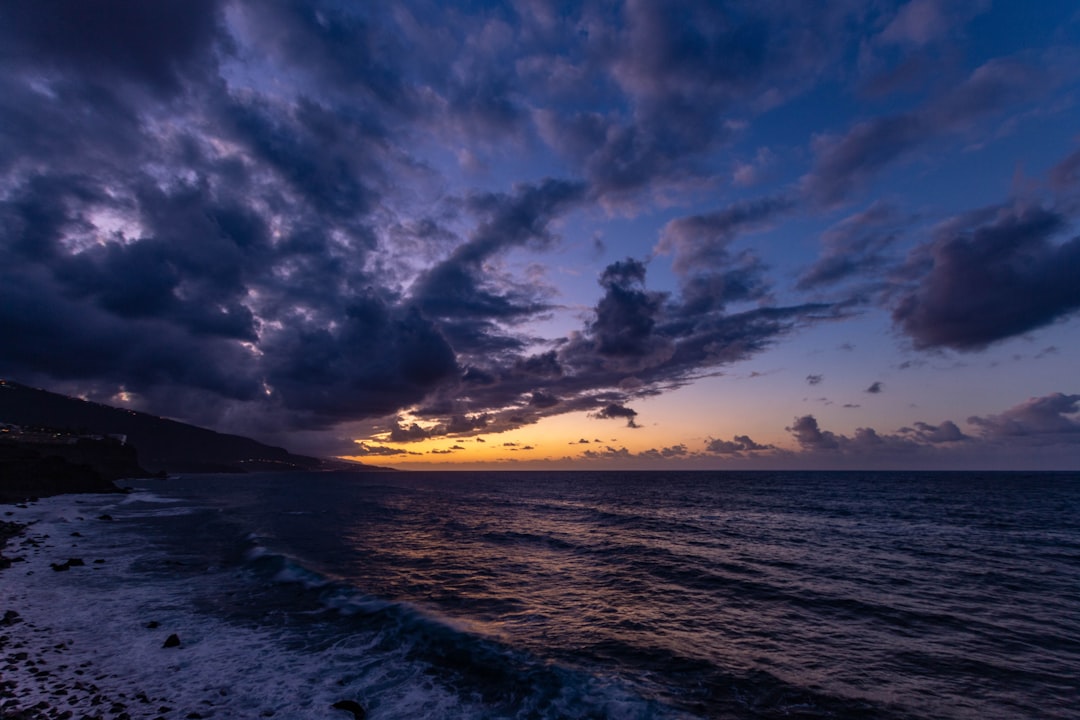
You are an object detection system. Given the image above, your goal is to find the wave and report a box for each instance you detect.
[238,538,679,719]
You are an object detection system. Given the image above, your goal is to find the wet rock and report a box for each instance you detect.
[162,633,181,648]
[51,561,71,572]
[145,621,160,629]
[1,610,20,625]
[98,514,113,521]
[332,699,366,719]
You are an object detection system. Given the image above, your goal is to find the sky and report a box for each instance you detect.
[1,0,1079,470]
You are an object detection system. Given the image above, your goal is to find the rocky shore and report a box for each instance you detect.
[1,510,180,719]
[1,497,370,720]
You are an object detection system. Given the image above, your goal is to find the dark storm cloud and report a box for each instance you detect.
[221,96,384,220]
[534,2,861,200]
[410,179,587,353]
[9,0,1030,459]
[0,0,222,95]
[0,260,261,402]
[892,203,1080,351]
[410,240,838,438]
[260,299,458,425]
[589,258,669,361]
[231,0,412,110]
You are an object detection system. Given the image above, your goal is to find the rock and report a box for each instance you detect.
[145,621,160,629]
[331,699,366,719]
[98,514,114,521]
[67,558,85,567]
[162,634,181,648]
[51,561,72,571]
[1,609,20,625]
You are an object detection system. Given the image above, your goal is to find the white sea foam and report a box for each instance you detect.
[0,494,486,720]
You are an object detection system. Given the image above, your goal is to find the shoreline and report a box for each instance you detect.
[1,498,182,720]
[0,492,373,720]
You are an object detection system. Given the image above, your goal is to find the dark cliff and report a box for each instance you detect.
[0,438,140,502]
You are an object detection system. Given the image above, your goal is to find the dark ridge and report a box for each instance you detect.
[0,379,390,475]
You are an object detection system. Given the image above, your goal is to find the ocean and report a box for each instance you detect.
[2,470,1078,719]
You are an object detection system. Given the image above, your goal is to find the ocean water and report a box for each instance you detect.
[3,470,1078,719]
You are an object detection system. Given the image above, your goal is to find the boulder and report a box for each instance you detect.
[332,699,366,719]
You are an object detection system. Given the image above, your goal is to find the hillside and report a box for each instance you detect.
[0,380,385,474]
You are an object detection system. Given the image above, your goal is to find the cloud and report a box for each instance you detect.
[704,434,772,455]
[898,420,967,443]
[389,422,432,443]
[533,3,861,201]
[797,201,903,291]
[892,203,1080,350]
[732,147,776,187]
[806,374,824,386]
[582,445,632,460]
[0,0,843,451]
[877,0,952,47]
[4,0,1067,468]
[593,403,640,428]
[787,415,841,451]
[786,414,964,458]
[638,444,689,460]
[1049,147,1080,192]
[409,178,587,353]
[587,258,671,365]
[803,55,1048,206]
[968,393,1080,440]
[803,114,927,207]
[866,382,884,394]
[658,195,793,276]
[0,0,222,96]
[352,442,419,456]
[775,394,1080,467]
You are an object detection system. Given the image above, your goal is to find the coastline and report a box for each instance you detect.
[0,490,373,720]
[1,496,181,720]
